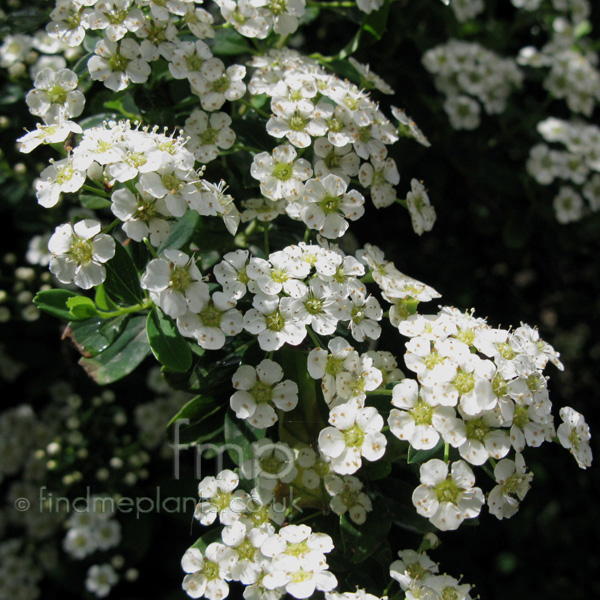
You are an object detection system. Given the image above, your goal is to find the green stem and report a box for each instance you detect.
[83,184,110,197]
[97,300,152,320]
[308,1,356,7]
[143,237,160,259]
[306,326,324,349]
[238,98,271,119]
[366,388,393,396]
[444,442,450,463]
[102,218,121,235]
[263,222,270,255]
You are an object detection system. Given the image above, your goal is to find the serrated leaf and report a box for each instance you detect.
[64,314,128,357]
[407,438,444,464]
[104,239,144,305]
[79,315,150,384]
[147,307,192,372]
[157,210,200,253]
[34,289,82,321]
[66,296,98,319]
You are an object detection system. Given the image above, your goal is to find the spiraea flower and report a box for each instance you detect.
[488,453,533,519]
[318,402,387,474]
[230,359,299,428]
[48,220,115,290]
[557,406,593,469]
[141,250,209,319]
[412,458,484,531]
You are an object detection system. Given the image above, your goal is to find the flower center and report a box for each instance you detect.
[343,424,364,448]
[251,381,273,404]
[434,477,462,505]
[109,51,129,72]
[305,297,323,315]
[169,265,192,292]
[465,418,490,442]
[265,310,285,332]
[289,112,307,132]
[273,162,293,181]
[411,399,433,426]
[200,128,219,145]
[212,76,231,94]
[186,54,204,72]
[200,302,223,328]
[70,239,93,264]
[320,194,340,214]
[512,405,530,429]
[453,368,475,395]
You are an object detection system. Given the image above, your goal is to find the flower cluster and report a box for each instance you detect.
[527,117,600,223]
[184,470,337,600]
[423,40,523,130]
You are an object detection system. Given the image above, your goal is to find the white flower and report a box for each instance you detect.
[553,186,585,224]
[193,62,247,112]
[177,292,244,350]
[88,37,151,92]
[48,220,116,290]
[241,439,297,495]
[195,469,244,526]
[18,120,82,154]
[26,67,85,123]
[85,564,119,598]
[406,179,436,235]
[488,453,533,519]
[267,102,327,148]
[388,378,459,450]
[391,106,431,147]
[324,474,372,524]
[358,154,400,208]
[141,250,209,319]
[35,157,86,208]
[251,144,313,201]
[390,549,439,590]
[355,0,384,13]
[214,250,251,300]
[111,185,171,247]
[300,174,365,238]
[185,110,236,164]
[313,138,360,183]
[444,95,481,130]
[318,402,387,475]
[349,57,393,94]
[557,406,593,469]
[182,543,236,600]
[230,359,299,428]
[261,524,337,599]
[412,459,484,531]
[86,0,145,42]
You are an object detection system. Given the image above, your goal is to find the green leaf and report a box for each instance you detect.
[157,210,200,253]
[212,28,252,56]
[104,239,144,305]
[34,289,82,321]
[66,296,98,319]
[407,438,444,464]
[338,0,391,59]
[64,314,128,357]
[360,459,391,481]
[168,395,226,446]
[80,194,112,210]
[147,307,192,372]
[168,395,221,428]
[223,412,265,466]
[79,315,150,384]
[104,91,141,120]
[340,509,391,564]
[94,284,116,311]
